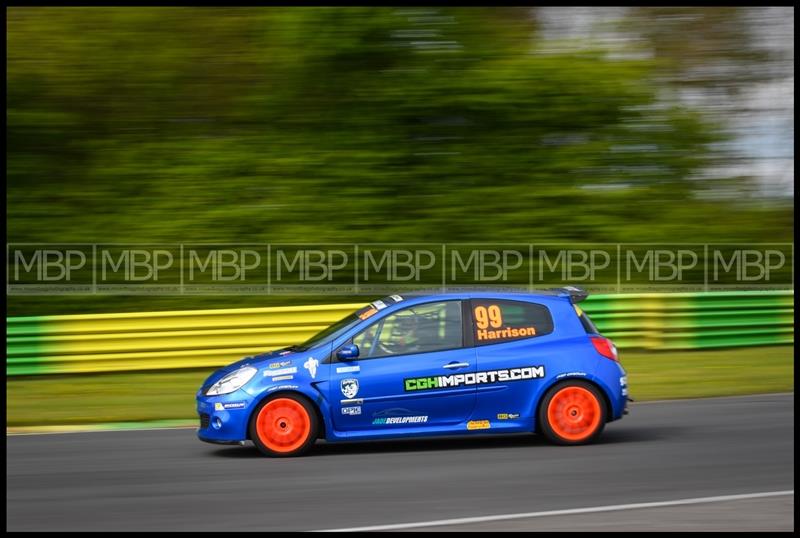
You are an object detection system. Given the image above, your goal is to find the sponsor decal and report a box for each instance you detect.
[467,420,491,430]
[336,365,360,374]
[265,366,297,377]
[271,375,294,381]
[497,413,520,420]
[269,360,292,369]
[404,366,545,392]
[622,387,629,396]
[304,357,319,378]
[389,294,403,302]
[341,378,360,399]
[267,384,299,392]
[278,350,292,356]
[557,371,587,379]
[340,398,363,405]
[373,416,428,425]
[372,300,388,310]
[342,406,361,416]
[358,307,378,320]
[215,401,246,411]
[620,375,628,386]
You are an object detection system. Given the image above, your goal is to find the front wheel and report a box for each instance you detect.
[538,381,606,445]
[249,395,319,457]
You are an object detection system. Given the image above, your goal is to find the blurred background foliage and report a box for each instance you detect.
[7,7,794,315]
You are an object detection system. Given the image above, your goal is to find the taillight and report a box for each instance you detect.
[591,336,619,362]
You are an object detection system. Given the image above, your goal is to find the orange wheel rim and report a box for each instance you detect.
[547,386,601,441]
[256,398,311,453]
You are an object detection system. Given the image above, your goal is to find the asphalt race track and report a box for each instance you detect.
[7,393,794,531]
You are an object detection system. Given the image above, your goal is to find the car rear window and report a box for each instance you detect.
[574,305,600,334]
[471,299,554,345]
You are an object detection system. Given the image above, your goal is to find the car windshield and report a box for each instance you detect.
[293,307,365,351]
[292,295,406,351]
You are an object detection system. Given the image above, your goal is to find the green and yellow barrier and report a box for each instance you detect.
[6,291,793,376]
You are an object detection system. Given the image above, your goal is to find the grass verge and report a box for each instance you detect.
[6,345,794,427]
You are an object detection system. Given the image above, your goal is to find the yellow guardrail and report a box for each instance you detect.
[7,303,362,375]
[7,291,794,375]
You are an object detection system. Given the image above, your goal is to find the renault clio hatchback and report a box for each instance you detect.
[196,288,629,457]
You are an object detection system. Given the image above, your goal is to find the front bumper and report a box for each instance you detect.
[197,435,248,446]
[196,391,253,443]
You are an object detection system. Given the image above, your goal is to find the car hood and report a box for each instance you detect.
[200,347,323,391]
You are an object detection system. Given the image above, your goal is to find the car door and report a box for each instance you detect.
[469,298,555,422]
[330,300,477,432]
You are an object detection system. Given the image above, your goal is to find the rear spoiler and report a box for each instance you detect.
[551,286,589,304]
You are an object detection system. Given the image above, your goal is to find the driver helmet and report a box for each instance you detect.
[389,313,418,341]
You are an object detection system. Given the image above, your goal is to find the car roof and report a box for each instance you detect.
[380,288,573,305]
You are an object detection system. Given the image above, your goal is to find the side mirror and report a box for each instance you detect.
[336,344,359,361]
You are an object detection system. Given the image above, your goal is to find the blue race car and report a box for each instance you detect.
[196,288,629,457]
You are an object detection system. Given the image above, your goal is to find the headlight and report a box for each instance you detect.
[205,366,257,396]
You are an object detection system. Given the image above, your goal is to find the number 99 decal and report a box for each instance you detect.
[473,305,503,329]
[471,299,555,345]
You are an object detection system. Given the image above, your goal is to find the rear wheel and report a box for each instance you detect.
[539,381,606,445]
[249,395,319,457]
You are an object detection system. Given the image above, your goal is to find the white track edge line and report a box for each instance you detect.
[313,490,794,532]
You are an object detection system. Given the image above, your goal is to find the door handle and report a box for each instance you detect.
[443,362,470,369]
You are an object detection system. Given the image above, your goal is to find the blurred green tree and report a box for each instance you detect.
[6,7,793,314]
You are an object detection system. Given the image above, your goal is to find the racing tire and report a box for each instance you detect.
[249,394,319,457]
[538,380,606,445]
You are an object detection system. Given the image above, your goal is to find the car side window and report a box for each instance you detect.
[471,299,554,346]
[353,301,463,359]
[352,320,381,357]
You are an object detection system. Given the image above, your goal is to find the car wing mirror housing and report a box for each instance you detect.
[336,344,360,361]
